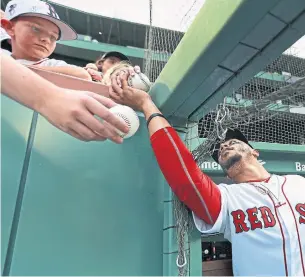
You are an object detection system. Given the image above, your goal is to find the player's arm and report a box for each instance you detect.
[110,75,222,224]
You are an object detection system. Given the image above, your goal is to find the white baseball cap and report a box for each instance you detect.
[4,0,77,41]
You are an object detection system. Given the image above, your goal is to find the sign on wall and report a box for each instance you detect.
[200,158,305,174]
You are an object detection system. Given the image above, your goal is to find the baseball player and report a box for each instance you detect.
[110,74,305,276]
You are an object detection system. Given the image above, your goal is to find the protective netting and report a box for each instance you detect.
[173,195,193,276]
[143,27,182,82]
[190,46,305,167]
[143,0,206,82]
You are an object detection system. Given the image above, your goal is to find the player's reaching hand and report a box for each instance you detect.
[109,72,150,112]
[112,65,141,88]
[128,65,141,76]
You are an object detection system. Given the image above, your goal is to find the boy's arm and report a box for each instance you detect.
[37,66,92,81]
[1,52,128,143]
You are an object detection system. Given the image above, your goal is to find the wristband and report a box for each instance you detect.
[146,113,166,127]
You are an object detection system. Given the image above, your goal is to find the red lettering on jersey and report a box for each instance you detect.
[296,203,305,224]
[258,206,276,228]
[246,207,263,230]
[231,210,249,233]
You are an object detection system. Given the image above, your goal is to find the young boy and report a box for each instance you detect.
[1,0,91,80]
[85,51,141,82]
[84,51,130,82]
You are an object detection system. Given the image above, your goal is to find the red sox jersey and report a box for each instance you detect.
[150,127,305,276]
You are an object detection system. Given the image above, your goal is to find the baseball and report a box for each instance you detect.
[109,105,140,139]
[128,72,151,92]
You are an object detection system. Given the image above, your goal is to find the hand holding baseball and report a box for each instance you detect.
[40,88,129,143]
[109,72,151,112]
[115,65,141,83]
[115,65,151,92]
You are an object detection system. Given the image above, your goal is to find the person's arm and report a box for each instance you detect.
[110,74,221,224]
[37,66,92,81]
[1,52,129,143]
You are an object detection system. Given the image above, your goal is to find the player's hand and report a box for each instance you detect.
[109,72,151,112]
[115,65,141,88]
[39,88,129,143]
[131,65,141,75]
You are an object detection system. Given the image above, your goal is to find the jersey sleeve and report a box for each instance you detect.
[192,185,230,237]
[150,127,222,225]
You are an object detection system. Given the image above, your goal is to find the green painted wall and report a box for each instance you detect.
[57,40,170,62]
[1,96,169,276]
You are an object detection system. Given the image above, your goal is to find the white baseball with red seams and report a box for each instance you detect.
[149,126,305,276]
[109,105,140,139]
[127,72,151,92]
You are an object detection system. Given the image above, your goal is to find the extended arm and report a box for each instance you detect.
[38,66,92,81]
[1,52,129,143]
[110,77,222,224]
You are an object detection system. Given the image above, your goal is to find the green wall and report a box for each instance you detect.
[1,95,172,276]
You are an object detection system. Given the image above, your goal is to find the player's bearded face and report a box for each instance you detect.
[218,139,251,171]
